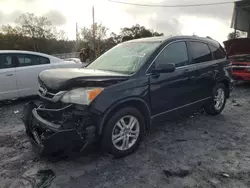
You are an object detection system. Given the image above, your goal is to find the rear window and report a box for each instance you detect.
[16,54,50,67]
[209,45,226,60]
[188,42,213,64]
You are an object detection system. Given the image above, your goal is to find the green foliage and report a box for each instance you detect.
[0,33,86,54]
[81,23,109,42]
[120,24,164,42]
[0,12,164,55]
[16,13,55,39]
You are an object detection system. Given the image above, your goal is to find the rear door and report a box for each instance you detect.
[0,54,18,100]
[15,54,52,97]
[186,41,215,100]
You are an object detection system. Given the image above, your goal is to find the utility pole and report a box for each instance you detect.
[234,6,238,39]
[76,23,78,41]
[92,6,96,59]
[76,22,79,51]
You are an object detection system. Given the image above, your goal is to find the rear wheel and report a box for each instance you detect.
[204,83,226,115]
[101,107,145,157]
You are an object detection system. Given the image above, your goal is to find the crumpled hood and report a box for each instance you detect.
[224,38,250,57]
[38,68,129,91]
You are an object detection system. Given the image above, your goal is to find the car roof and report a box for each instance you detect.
[0,50,61,60]
[125,35,220,47]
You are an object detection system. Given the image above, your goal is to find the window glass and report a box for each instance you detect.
[16,54,50,67]
[155,42,188,68]
[209,45,226,60]
[0,54,14,69]
[40,56,50,64]
[188,42,212,64]
[87,42,161,74]
[18,55,25,64]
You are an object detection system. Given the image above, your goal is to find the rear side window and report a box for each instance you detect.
[188,42,212,64]
[0,54,14,69]
[155,42,189,68]
[16,54,50,67]
[40,56,50,64]
[209,45,226,60]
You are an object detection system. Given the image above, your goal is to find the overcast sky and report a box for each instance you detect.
[0,0,235,44]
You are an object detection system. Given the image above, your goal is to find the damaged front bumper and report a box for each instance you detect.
[22,101,97,157]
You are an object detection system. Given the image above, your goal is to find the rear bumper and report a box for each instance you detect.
[232,72,250,81]
[22,101,96,157]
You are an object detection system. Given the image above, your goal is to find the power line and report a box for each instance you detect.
[108,0,236,7]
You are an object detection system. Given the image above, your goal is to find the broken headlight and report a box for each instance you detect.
[60,88,104,105]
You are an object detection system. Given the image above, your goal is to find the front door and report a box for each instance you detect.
[0,54,18,100]
[149,41,194,117]
[14,54,52,97]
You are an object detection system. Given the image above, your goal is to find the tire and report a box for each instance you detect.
[204,83,227,115]
[101,107,145,157]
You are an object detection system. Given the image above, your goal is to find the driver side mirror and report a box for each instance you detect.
[152,63,176,73]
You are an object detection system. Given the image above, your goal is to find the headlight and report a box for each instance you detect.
[60,88,104,105]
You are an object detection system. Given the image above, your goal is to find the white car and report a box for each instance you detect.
[64,58,89,67]
[0,50,83,101]
[64,58,82,63]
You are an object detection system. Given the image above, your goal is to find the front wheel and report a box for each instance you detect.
[204,83,227,115]
[101,107,145,157]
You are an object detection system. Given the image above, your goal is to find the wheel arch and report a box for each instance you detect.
[98,97,151,135]
[217,77,231,98]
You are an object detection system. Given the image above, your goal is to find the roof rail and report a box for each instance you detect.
[206,36,213,40]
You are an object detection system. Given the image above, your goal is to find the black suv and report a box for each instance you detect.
[23,36,233,158]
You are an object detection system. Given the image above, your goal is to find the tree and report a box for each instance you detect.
[56,30,68,41]
[105,32,122,45]
[0,24,19,35]
[80,22,109,58]
[120,24,164,42]
[80,22,109,42]
[15,13,55,39]
[152,31,164,37]
[228,31,241,40]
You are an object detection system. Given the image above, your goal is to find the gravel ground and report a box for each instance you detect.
[1,83,250,188]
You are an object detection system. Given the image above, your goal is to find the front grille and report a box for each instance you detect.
[38,87,55,99]
[37,103,73,124]
[38,86,66,102]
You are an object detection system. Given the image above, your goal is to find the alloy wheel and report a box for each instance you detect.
[112,115,140,151]
[214,88,225,111]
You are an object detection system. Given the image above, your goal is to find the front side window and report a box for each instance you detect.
[0,54,14,69]
[188,42,212,64]
[155,42,189,68]
[16,54,50,67]
[87,42,161,74]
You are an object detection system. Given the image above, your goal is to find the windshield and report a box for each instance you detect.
[86,42,161,74]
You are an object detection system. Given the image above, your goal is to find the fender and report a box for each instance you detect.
[216,76,233,97]
[216,76,230,83]
[97,97,151,135]
[216,76,232,88]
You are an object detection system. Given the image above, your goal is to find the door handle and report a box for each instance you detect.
[184,69,195,80]
[6,74,14,76]
[212,64,219,68]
